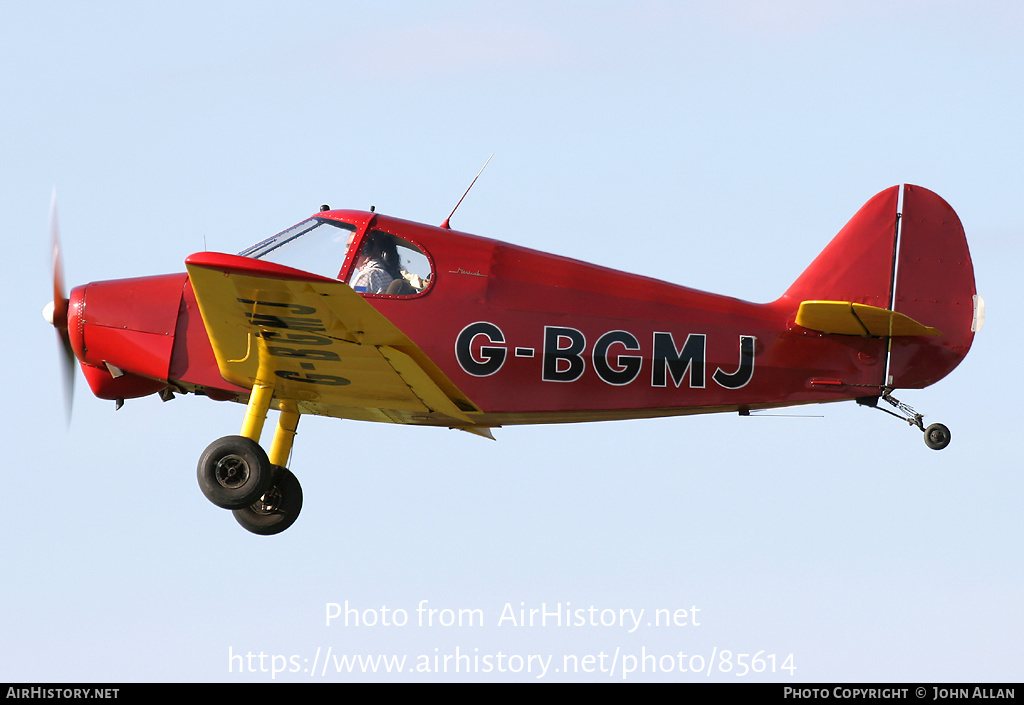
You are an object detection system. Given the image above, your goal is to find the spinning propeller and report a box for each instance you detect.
[42,191,75,420]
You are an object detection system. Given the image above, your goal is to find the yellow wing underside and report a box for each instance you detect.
[796,300,942,337]
[186,260,481,428]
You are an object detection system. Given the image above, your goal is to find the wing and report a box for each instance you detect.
[185,252,481,427]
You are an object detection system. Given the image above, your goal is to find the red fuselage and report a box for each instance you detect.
[66,209,895,424]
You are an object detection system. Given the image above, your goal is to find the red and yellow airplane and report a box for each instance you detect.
[44,184,982,535]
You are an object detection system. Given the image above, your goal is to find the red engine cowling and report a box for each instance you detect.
[66,273,188,400]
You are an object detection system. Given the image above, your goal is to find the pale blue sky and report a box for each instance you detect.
[2,1,1020,682]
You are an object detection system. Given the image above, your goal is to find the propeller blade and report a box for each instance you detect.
[46,190,75,420]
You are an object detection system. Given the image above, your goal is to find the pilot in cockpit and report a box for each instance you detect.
[351,232,403,294]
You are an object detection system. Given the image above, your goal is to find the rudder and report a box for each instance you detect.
[887,184,979,388]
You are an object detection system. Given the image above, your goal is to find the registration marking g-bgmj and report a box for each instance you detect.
[455,320,756,389]
[240,298,350,386]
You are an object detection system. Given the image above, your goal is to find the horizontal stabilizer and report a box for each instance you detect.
[796,301,941,337]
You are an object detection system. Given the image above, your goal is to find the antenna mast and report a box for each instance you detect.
[441,154,493,229]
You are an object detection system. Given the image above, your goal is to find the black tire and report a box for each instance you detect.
[197,436,273,509]
[924,423,951,451]
[233,466,303,535]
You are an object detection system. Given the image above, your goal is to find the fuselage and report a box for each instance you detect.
[67,209,888,426]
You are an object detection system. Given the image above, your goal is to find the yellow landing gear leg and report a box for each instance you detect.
[232,399,304,536]
[240,381,274,443]
[268,400,300,468]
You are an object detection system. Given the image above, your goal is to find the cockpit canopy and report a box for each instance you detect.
[239,216,433,296]
[239,218,355,279]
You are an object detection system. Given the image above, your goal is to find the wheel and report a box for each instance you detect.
[923,423,951,451]
[233,466,303,535]
[197,435,273,509]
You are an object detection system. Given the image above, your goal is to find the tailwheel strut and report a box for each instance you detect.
[859,390,951,450]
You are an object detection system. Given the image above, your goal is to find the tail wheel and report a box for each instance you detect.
[873,391,953,451]
[923,423,951,451]
[197,435,273,509]
[233,466,303,535]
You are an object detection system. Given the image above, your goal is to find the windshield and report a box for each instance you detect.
[239,218,356,279]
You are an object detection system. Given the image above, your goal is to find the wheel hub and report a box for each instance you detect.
[215,455,250,489]
[251,487,282,515]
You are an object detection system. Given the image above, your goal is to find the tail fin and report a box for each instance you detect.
[784,185,900,308]
[781,185,980,389]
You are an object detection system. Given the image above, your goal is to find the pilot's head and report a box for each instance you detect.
[358,232,401,276]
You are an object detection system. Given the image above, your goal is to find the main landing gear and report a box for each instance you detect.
[857,390,951,451]
[197,382,303,534]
